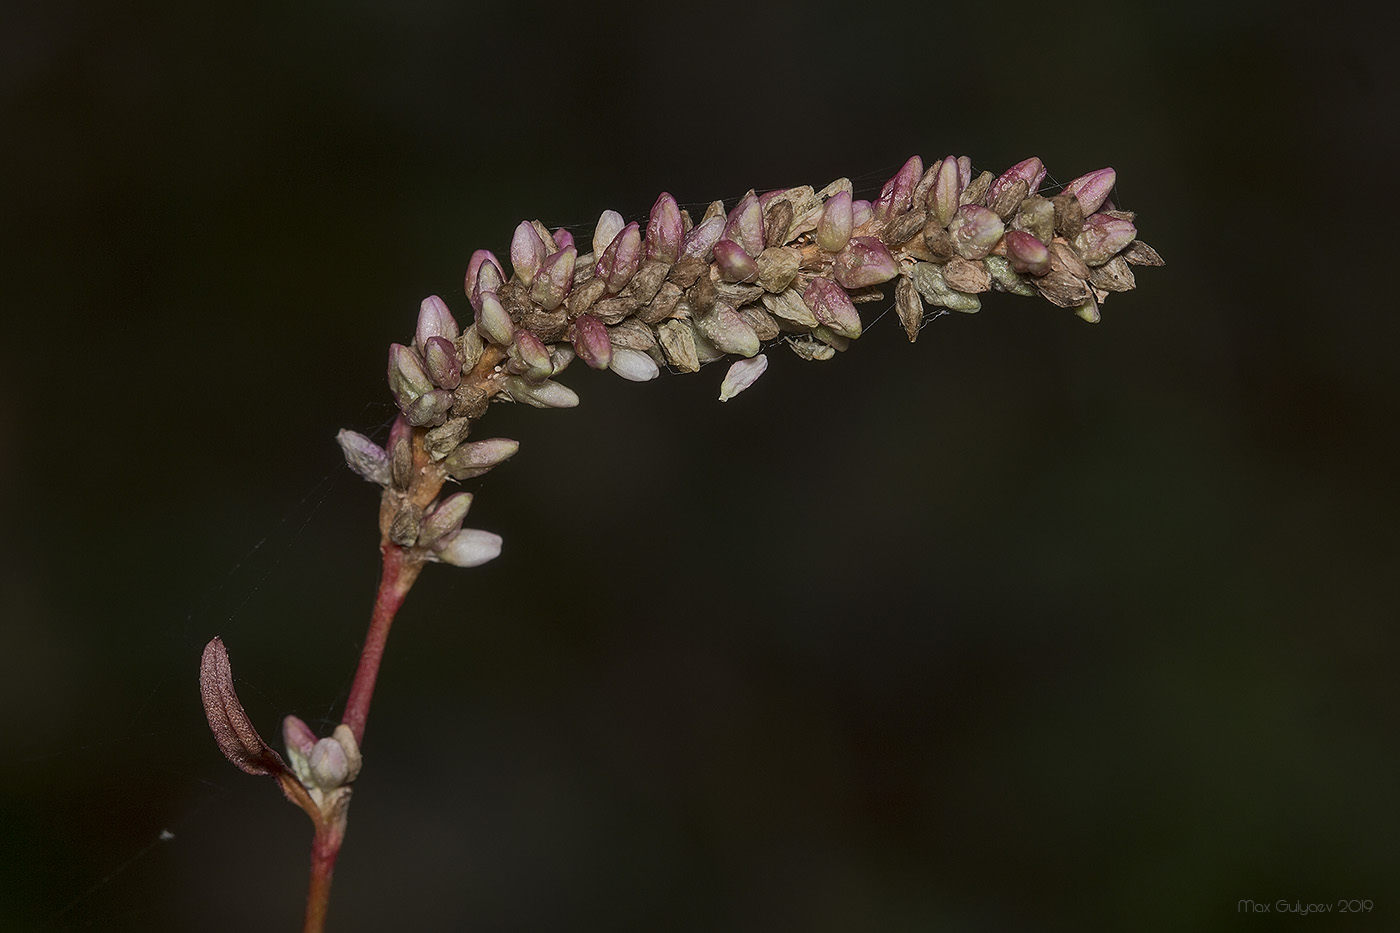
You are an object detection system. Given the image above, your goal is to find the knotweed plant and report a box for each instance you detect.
[200,153,1161,931]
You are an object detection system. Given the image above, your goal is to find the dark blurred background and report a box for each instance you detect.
[3,1,1396,930]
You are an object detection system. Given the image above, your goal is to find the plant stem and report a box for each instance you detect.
[302,820,343,933]
[342,541,424,747]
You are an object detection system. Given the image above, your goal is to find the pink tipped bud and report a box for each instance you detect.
[596,221,641,293]
[418,492,474,548]
[957,156,972,190]
[646,192,684,265]
[388,343,433,405]
[415,295,460,351]
[1062,168,1116,215]
[510,329,554,382]
[444,437,520,480]
[833,237,899,289]
[405,389,454,427]
[476,291,515,346]
[723,191,765,258]
[930,155,963,226]
[510,221,547,287]
[680,215,725,261]
[1003,230,1051,276]
[282,714,318,765]
[718,353,768,401]
[423,335,461,389]
[873,155,923,222]
[802,278,862,340]
[947,205,1006,260]
[434,528,502,568]
[530,246,576,310]
[592,209,625,259]
[336,430,391,486]
[571,313,614,370]
[465,250,504,311]
[713,238,760,283]
[609,347,661,381]
[1071,214,1137,266]
[552,228,575,251]
[696,305,761,357]
[816,189,853,252]
[988,157,1046,205]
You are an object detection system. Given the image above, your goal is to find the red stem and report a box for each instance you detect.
[341,542,424,747]
[302,820,344,933]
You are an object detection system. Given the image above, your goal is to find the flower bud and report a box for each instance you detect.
[502,376,579,408]
[609,347,661,381]
[833,237,899,288]
[309,737,350,789]
[714,238,760,283]
[592,209,625,259]
[530,246,576,310]
[443,437,520,480]
[723,191,765,258]
[929,155,963,226]
[851,199,873,227]
[510,221,547,286]
[552,228,575,251]
[718,353,768,401]
[415,295,460,351]
[1061,168,1115,215]
[388,343,433,404]
[1003,230,1051,276]
[596,221,641,293]
[423,335,461,389]
[816,189,853,252]
[336,430,391,486]
[802,278,862,339]
[283,714,318,769]
[405,389,454,427]
[696,304,761,357]
[475,291,515,346]
[947,205,1005,260]
[646,192,684,265]
[571,313,613,370]
[509,329,553,382]
[1071,214,1137,266]
[433,528,503,567]
[680,215,725,262]
[418,491,473,548]
[872,155,922,222]
[465,250,504,312]
[987,157,1046,206]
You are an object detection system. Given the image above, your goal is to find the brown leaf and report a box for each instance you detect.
[200,638,291,777]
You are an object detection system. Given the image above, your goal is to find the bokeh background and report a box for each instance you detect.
[3,1,1395,930]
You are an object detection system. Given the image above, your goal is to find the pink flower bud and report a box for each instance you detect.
[434,528,502,567]
[646,192,683,265]
[873,155,923,222]
[929,155,963,226]
[510,329,553,381]
[802,278,862,339]
[510,221,547,287]
[570,313,613,370]
[714,238,760,283]
[415,295,460,351]
[723,191,765,258]
[336,430,390,486]
[529,246,576,310]
[696,304,761,357]
[817,190,853,252]
[1003,230,1051,276]
[947,205,1005,260]
[851,199,873,227]
[592,209,626,259]
[988,157,1046,205]
[719,354,768,401]
[595,221,641,293]
[465,250,504,312]
[388,343,433,404]
[418,491,474,548]
[680,216,725,261]
[475,291,515,346]
[443,437,519,480]
[423,335,461,389]
[552,228,575,251]
[833,237,899,288]
[1061,168,1116,215]
[1071,214,1137,266]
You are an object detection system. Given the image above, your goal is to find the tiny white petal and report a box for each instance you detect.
[435,528,503,567]
[718,353,768,402]
[609,347,660,382]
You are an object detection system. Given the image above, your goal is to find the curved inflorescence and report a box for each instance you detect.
[338,154,1162,566]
